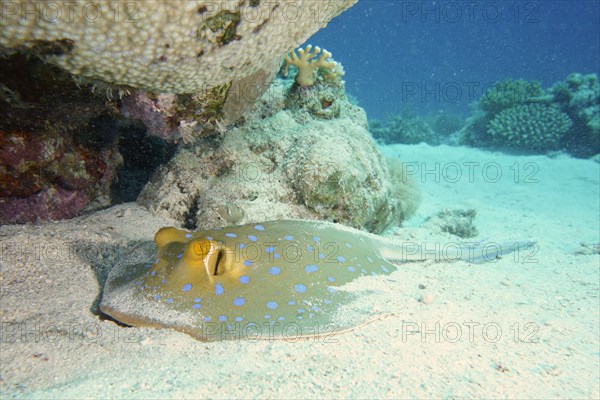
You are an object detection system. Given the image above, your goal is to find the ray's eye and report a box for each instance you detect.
[213,250,224,275]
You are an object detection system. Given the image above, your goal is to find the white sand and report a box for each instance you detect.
[1,144,598,398]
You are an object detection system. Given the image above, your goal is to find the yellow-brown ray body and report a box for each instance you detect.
[100,219,533,341]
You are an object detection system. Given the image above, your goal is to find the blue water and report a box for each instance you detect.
[309,0,600,120]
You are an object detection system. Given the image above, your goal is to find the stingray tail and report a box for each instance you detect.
[377,237,538,264]
[458,240,538,264]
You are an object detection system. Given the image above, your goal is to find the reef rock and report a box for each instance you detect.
[551,73,600,157]
[370,110,439,145]
[0,55,123,224]
[0,125,122,224]
[138,78,420,233]
[422,209,478,239]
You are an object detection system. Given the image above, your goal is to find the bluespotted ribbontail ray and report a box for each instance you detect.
[100,220,535,341]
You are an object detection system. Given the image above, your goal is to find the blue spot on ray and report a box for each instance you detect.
[194,297,202,302]
[294,284,307,293]
[215,283,224,295]
[304,264,319,273]
[225,233,237,238]
[192,303,201,309]
[327,276,335,282]
[233,297,246,306]
[244,260,252,267]
[284,235,294,241]
[219,315,227,322]
[235,317,243,322]
[239,275,250,284]
[177,253,183,259]
[248,235,258,242]
[337,255,346,263]
[254,225,265,231]
[347,266,356,272]
[206,236,213,240]
[268,266,281,276]
[185,233,193,238]
[265,246,275,253]
[313,236,320,242]
[166,298,173,303]
[266,301,278,309]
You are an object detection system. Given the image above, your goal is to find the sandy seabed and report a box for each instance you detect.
[1,144,598,399]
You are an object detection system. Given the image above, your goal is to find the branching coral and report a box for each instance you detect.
[283,45,343,87]
[480,79,544,115]
[487,103,572,151]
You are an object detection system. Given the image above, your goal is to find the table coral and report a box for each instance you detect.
[0,0,357,93]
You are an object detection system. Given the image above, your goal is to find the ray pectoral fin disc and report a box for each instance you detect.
[100,220,401,341]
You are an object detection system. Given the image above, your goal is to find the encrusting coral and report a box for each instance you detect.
[283,45,344,87]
